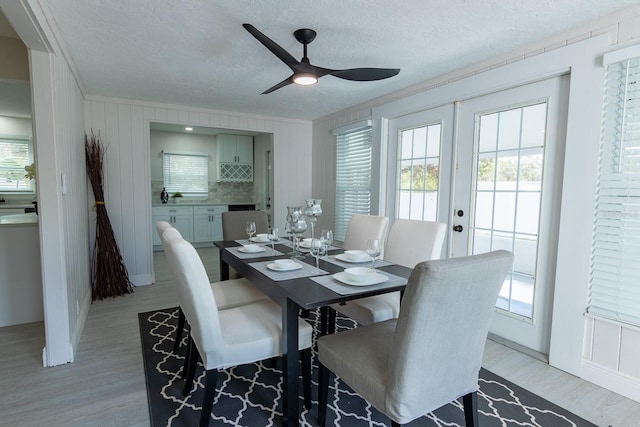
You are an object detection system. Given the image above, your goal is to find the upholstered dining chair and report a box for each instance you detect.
[221,210,270,240]
[157,223,267,353]
[163,233,314,427]
[317,250,514,427]
[334,219,447,325]
[341,213,389,252]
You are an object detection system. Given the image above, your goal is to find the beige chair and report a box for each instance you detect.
[317,250,514,427]
[162,232,313,427]
[156,223,267,352]
[341,213,389,252]
[221,210,270,241]
[335,219,447,325]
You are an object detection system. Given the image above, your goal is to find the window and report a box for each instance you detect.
[588,47,640,327]
[396,124,441,221]
[0,137,34,193]
[333,121,372,242]
[162,150,209,197]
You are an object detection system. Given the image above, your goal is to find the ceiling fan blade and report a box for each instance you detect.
[328,67,401,82]
[243,24,299,70]
[262,75,295,94]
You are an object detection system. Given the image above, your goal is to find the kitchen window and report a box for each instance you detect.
[162,150,209,197]
[0,137,34,193]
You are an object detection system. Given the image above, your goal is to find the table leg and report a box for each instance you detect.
[282,298,300,427]
[219,256,229,281]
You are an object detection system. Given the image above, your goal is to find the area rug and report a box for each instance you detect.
[139,307,596,427]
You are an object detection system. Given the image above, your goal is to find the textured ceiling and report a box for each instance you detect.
[30,1,640,120]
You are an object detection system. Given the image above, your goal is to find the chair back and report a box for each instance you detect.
[384,219,446,268]
[221,210,269,240]
[342,214,389,250]
[155,220,173,239]
[163,233,224,369]
[384,250,514,420]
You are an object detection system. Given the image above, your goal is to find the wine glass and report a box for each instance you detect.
[320,229,333,258]
[246,221,256,242]
[269,227,279,250]
[366,239,381,271]
[309,238,324,271]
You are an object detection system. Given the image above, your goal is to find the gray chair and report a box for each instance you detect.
[162,232,313,427]
[334,219,447,325]
[317,250,514,427]
[221,210,270,241]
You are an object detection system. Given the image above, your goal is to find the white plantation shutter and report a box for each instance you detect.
[333,121,372,241]
[162,151,208,196]
[588,47,640,327]
[0,138,33,192]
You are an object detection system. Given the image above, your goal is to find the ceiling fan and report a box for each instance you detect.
[243,24,400,94]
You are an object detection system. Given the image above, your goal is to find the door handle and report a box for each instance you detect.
[452,224,463,232]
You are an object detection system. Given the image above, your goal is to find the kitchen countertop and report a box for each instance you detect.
[0,212,39,225]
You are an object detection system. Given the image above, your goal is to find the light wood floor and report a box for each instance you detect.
[1,247,639,427]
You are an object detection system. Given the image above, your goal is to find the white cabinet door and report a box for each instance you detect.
[217,134,238,163]
[193,214,214,243]
[235,135,254,164]
[152,206,194,243]
[172,215,193,242]
[193,205,228,242]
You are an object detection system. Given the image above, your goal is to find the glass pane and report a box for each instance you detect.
[521,103,547,148]
[515,192,541,235]
[399,160,413,189]
[400,129,413,159]
[479,113,498,153]
[409,192,425,220]
[426,124,441,157]
[423,191,438,221]
[477,153,496,187]
[491,230,514,252]
[412,127,427,158]
[473,229,492,255]
[498,108,522,150]
[474,192,494,229]
[513,234,537,276]
[493,192,516,232]
[496,280,511,311]
[510,274,534,318]
[425,159,439,191]
[397,191,411,219]
[496,152,519,190]
[519,148,543,191]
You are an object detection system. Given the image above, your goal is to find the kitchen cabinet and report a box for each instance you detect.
[217,134,253,182]
[152,206,193,245]
[193,205,228,243]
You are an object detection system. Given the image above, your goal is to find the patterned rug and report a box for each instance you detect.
[139,307,596,427]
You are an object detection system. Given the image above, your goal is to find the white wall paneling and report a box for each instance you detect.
[85,96,312,285]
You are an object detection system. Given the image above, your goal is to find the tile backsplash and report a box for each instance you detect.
[151,180,255,205]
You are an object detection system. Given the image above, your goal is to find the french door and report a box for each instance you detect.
[387,76,568,353]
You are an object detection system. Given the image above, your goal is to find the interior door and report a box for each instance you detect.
[452,76,568,354]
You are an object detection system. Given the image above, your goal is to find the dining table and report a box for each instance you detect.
[214,238,412,427]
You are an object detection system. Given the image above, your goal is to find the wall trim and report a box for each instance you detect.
[582,360,640,403]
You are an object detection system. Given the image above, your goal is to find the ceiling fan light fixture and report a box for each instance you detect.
[293,73,318,86]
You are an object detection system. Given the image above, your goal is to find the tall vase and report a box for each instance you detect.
[286,206,307,258]
[304,198,322,239]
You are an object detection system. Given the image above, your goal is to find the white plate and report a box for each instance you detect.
[335,253,371,264]
[267,262,302,272]
[333,271,388,287]
[299,241,312,248]
[251,236,270,243]
[238,246,266,253]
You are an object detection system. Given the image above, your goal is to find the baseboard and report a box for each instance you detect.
[488,333,549,363]
[131,273,154,286]
[582,360,640,403]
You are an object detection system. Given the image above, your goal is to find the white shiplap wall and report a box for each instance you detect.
[84,98,312,285]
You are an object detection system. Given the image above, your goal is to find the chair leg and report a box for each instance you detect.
[182,334,193,380]
[173,307,186,353]
[317,361,330,427]
[199,369,218,427]
[183,338,199,396]
[462,391,479,427]
[391,422,402,427]
[301,348,312,409]
[328,306,336,334]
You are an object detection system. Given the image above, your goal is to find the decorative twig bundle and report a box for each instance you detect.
[85,130,134,300]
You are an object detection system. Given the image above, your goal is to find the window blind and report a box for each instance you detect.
[588,53,640,327]
[334,123,372,241]
[0,138,33,192]
[162,151,209,196]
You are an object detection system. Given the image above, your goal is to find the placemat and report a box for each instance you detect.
[311,270,407,295]
[249,259,330,281]
[225,246,284,259]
